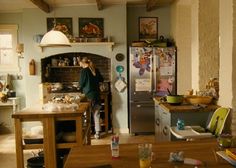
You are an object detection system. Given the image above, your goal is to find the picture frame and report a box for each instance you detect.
[78,18,104,38]
[139,17,158,41]
[47,17,73,37]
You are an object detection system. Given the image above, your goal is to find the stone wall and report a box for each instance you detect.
[198,0,220,90]
[232,0,236,135]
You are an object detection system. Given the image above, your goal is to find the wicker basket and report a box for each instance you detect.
[185,96,213,105]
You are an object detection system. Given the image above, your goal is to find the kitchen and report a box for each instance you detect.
[0,0,236,167]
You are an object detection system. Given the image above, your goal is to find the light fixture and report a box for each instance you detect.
[40,30,71,47]
[16,43,24,58]
[39,0,71,47]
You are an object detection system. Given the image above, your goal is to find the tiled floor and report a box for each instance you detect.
[0,133,155,168]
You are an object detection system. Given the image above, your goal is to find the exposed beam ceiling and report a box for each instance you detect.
[146,0,175,11]
[29,0,51,13]
[146,0,157,11]
[96,0,103,10]
[0,0,175,13]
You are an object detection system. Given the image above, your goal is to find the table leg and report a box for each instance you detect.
[14,119,24,168]
[43,118,57,168]
[87,106,91,145]
[76,116,82,146]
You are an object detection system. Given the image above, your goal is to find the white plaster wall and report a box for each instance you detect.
[198,0,219,90]
[170,0,192,94]
[191,0,200,92]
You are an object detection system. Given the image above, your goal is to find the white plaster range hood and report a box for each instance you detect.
[40,42,115,58]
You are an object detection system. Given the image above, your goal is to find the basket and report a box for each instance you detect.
[185,96,213,105]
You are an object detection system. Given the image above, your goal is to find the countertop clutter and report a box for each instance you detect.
[153,97,219,113]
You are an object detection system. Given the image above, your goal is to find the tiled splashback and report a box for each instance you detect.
[41,52,111,83]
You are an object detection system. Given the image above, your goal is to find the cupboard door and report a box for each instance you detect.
[155,105,161,141]
[160,108,171,141]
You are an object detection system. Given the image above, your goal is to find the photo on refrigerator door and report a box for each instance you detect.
[156,77,175,96]
[154,47,176,96]
[155,47,176,69]
[135,78,151,92]
[131,47,152,76]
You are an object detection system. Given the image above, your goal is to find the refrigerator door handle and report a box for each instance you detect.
[136,104,154,108]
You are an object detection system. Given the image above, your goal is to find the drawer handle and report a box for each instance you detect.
[155,118,160,126]
[163,126,168,136]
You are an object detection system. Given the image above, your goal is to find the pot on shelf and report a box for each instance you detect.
[27,156,44,168]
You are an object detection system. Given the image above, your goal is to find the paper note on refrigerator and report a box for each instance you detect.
[160,66,173,76]
[135,78,151,91]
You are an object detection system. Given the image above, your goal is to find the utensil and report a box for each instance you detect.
[167,88,172,95]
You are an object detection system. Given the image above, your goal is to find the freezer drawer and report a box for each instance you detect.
[129,102,155,134]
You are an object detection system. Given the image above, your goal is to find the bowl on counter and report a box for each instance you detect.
[166,95,184,105]
[185,95,213,105]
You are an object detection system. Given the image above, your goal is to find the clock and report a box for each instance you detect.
[115,53,124,62]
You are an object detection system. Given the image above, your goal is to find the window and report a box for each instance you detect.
[0,25,19,72]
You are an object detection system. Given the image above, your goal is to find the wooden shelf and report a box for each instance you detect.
[50,66,81,69]
[40,42,115,52]
[23,144,43,150]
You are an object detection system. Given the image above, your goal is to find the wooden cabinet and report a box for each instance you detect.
[154,98,219,141]
[12,102,91,168]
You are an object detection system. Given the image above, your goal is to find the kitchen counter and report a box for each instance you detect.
[153,97,219,113]
[12,102,91,168]
[153,97,219,141]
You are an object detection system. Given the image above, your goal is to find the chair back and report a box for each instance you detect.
[206,107,230,137]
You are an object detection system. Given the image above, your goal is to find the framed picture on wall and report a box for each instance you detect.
[78,18,104,38]
[47,18,73,37]
[139,17,158,41]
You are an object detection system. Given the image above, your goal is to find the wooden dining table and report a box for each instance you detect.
[64,139,233,168]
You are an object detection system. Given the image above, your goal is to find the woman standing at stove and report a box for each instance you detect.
[79,57,104,139]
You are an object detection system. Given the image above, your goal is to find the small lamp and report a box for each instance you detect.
[16,43,24,58]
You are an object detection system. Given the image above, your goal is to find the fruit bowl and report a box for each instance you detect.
[185,95,213,105]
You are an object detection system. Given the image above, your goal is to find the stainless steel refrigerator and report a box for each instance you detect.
[129,46,177,134]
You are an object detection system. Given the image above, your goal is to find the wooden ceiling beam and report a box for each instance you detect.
[146,0,158,11]
[96,0,103,11]
[146,0,175,12]
[30,0,51,13]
